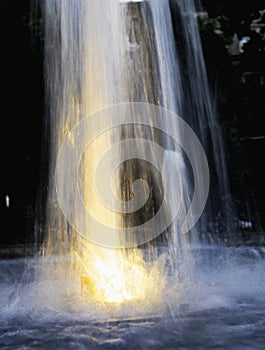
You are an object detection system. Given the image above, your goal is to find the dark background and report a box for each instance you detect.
[1,0,43,245]
[0,0,264,246]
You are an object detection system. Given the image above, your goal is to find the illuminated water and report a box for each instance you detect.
[3,0,263,347]
[38,0,236,305]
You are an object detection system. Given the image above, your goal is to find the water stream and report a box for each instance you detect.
[39,0,233,305]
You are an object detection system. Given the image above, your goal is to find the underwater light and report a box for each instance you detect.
[77,251,150,304]
[81,275,135,304]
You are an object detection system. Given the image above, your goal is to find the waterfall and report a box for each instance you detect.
[41,0,234,304]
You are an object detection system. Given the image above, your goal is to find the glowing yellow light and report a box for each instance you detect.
[77,244,152,304]
[73,100,155,304]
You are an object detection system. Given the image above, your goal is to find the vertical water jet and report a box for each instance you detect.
[40,0,234,305]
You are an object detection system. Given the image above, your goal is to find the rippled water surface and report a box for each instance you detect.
[1,247,265,349]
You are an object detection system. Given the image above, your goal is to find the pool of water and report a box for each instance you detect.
[1,246,265,349]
